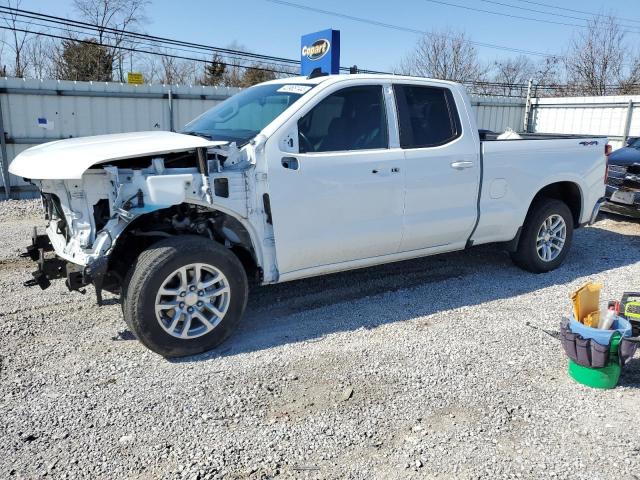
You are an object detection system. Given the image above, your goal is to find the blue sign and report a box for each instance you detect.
[300,29,340,76]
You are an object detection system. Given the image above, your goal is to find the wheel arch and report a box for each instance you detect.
[106,203,264,287]
[505,181,582,252]
[527,181,583,227]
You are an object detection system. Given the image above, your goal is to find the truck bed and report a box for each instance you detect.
[470,134,607,247]
[480,130,606,142]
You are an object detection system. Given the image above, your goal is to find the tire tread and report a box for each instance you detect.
[122,236,248,357]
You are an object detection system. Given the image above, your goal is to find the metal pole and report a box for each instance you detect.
[0,94,11,199]
[522,78,533,133]
[168,88,174,132]
[622,99,634,147]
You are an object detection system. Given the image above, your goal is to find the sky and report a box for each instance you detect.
[16,0,640,72]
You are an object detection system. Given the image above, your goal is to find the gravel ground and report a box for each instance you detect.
[1,199,639,480]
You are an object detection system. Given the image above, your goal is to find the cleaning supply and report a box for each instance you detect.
[571,282,602,325]
[561,316,637,389]
[598,307,617,330]
[562,285,640,390]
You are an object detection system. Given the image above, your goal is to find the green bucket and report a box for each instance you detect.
[568,333,621,389]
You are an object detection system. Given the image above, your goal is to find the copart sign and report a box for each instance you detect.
[300,29,340,76]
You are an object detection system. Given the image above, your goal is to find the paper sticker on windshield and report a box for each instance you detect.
[277,85,312,94]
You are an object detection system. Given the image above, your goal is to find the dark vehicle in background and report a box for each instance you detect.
[603,137,640,218]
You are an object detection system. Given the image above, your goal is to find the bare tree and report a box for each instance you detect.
[619,60,640,95]
[220,60,244,87]
[136,53,160,83]
[2,0,30,77]
[398,29,487,83]
[564,15,637,96]
[72,0,149,81]
[534,57,561,85]
[490,55,562,96]
[158,55,198,85]
[0,31,6,76]
[492,55,534,96]
[26,36,54,79]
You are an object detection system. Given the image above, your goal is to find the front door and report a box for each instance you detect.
[265,84,405,275]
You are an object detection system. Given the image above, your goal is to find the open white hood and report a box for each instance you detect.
[9,131,227,180]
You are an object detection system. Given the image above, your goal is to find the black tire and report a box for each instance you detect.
[122,235,248,357]
[510,198,574,273]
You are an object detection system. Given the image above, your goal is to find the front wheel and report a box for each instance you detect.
[510,198,574,273]
[122,236,248,357]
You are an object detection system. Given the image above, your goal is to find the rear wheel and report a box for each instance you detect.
[510,198,574,273]
[122,236,248,357]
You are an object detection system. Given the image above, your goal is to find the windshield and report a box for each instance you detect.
[182,83,314,145]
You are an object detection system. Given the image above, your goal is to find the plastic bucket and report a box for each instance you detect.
[568,360,621,389]
[567,334,622,389]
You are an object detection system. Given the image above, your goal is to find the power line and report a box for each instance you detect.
[0,14,299,74]
[424,0,640,35]
[480,0,640,32]
[0,25,297,76]
[511,0,640,25]
[267,0,561,58]
[0,6,301,67]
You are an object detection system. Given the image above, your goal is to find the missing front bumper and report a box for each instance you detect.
[19,227,110,303]
[21,229,85,291]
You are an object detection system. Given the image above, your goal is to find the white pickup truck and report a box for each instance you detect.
[10,74,607,357]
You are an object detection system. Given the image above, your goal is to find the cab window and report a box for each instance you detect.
[393,85,461,149]
[298,85,388,153]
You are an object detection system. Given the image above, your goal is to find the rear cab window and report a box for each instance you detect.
[393,84,462,149]
[298,85,389,153]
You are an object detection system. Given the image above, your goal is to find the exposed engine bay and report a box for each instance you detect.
[19,136,276,304]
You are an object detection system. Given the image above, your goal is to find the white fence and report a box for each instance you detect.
[528,95,640,150]
[472,95,525,133]
[0,78,241,197]
[18,78,640,199]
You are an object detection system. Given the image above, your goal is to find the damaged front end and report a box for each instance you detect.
[12,131,265,305]
[21,191,111,302]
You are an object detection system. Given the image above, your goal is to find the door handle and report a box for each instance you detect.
[450,161,474,170]
[281,157,299,170]
[372,167,400,174]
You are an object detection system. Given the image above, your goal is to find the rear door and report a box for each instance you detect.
[264,83,405,275]
[393,83,480,251]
